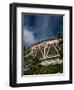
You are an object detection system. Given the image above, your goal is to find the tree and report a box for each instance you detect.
[57,32,63,59]
[57,32,63,39]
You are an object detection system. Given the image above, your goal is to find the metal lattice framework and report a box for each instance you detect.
[25,39,60,60]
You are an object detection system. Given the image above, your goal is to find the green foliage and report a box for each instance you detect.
[23,32,63,75]
[24,55,63,75]
[57,32,63,39]
[24,64,63,75]
[56,32,63,59]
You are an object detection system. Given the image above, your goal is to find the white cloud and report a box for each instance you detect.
[23,28,36,47]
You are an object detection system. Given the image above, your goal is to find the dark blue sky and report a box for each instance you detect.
[23,14,63,47]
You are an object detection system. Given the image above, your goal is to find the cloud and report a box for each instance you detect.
[23,28,36,47]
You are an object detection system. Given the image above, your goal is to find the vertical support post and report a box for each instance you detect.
[43,47,46,59]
